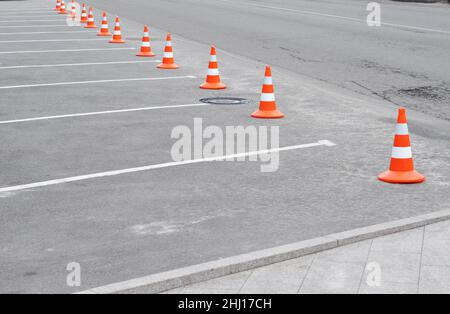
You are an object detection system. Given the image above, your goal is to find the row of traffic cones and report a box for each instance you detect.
[51,1,425,185]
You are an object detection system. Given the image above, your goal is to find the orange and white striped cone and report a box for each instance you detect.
[136,26,155,57]
[80,4,88,23]
[378,108,425,184]
[157,34,179,69]
[200,46,226,90]
[70,0,77,21]
[109,17,125,44]
[84,7,97,28]
[54,0,61,12]
[97,12,112,36]
[251,66,284,119]
[58,0,67,14]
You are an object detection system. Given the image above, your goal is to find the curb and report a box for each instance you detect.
[77,209,450,294]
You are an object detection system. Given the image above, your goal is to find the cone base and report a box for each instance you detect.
[251,109,284,119]
[200,82,227,90]
[157,63,179,69]
[84,25,97,29]
[137,52,156,57]
[378,170,425,184]
[109,39,126,44]
[97,32,112,37]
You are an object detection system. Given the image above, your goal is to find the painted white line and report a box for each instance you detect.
[0,141,336,193]
[0,47,135,54]
[0,19,64,23]
[0,38,107,43]
[0,15,62,18]
[0,30,95,35]
[0,24,69,28]
[0,103,208,124]
[0,60,161,70]
[218,0,450,35]
[0,75,196,90]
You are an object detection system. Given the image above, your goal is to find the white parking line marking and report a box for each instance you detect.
[0,103,208,124]
[0,25,69,28]
[0,141,336,193]
[0,15,62,18]
[0,47,135,54]
[218,0,450,35]
[0,76,196,90]
[0,38,107,43]
[0,19,64,23]
[0,60,161,70]
[0,30,95,35]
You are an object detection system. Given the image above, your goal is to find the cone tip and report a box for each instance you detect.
[397,107,407,123]
[265,65,272,77]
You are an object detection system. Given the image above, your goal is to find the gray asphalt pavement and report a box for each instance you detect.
[0,0,449,294]
[93,0,450,121]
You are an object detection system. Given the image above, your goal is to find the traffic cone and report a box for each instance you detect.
[200,46,226,90]
[84,7,97,29]
[378,108,425,184]
[58,0,67,14]
[97,12,112,36]
[157,34,179,69]
[136,26,155,57]
[54,0,61,12]
[109,17,125,44]
[69,0,77,20]
[251,66,284,119]
[80,4,88,23]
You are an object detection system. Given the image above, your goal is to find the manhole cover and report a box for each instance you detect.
[200,97,249,105]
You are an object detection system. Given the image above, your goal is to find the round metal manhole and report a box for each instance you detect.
[200,97,250,105]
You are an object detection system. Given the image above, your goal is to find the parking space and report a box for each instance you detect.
[1,0,450,293]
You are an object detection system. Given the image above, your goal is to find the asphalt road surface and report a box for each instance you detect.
[93,0,450,121]
[0,0,449,293]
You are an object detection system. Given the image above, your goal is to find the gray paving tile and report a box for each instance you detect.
[422,230,450,266]
[299,260,364,294]
[164,271,252,294]
[425,220,450,233]
[419,265,450,294]
[359,281,418,294]
[371,228,424,254]
[366,251,421,284]
[239,256,313,294]
[316,240,371,265]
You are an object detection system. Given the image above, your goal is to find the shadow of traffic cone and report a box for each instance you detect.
[58,0,67,14]
[109,17,125,43]
[80,4,88,23]
[378,108,425,184]
[97,12,111,36]
[251,66,284,119]
[84,7,97,28]
[136,26,155,57]
[54,0,61,12]
[157,34,179,69]
[200,46,226,90]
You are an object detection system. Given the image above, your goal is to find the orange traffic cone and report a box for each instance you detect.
[109,17,125,44]
[80,4,88,23]
[378,108,425,184]
[200,46,226,90]
[69,0,77,21]
[136,26,155,57]
[84,7,97,28]
[97,12,112,36]
[157,34,179,69]
[58,0,67,14]
[251,66,284,119]
[54,0,61,12]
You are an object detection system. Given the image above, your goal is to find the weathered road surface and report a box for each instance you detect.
[94,0,450,120]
